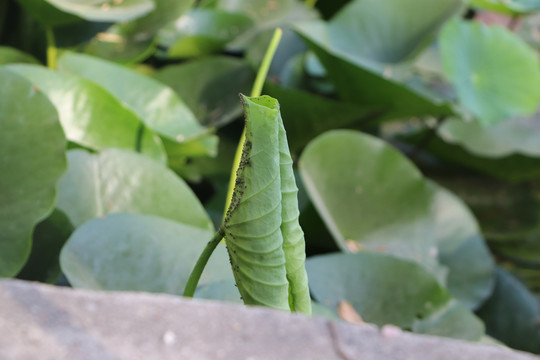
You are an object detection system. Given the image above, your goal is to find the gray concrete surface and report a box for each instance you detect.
[0,279,537,360]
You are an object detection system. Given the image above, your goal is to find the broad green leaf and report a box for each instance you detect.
[295,22,453,118]
[157,8,253,58]
[16,0,81,27]
[7,64,166,162]
[469,0,540,14]
[307,252,484,340]
[44,0,154,22]
[0,69,67,277]
[154,56,255,127]
[299,130,495,309]
[56,149,213,231]
[0,46,39,65]
[439,116,540,158]
[327,0,462,63]
[223,95,311,314]
[17,209,73,283]
[60,213,232,294]
[440,19,540,125]
[477,267,540,354]
[57,53,207,145]
[84,0,195,62]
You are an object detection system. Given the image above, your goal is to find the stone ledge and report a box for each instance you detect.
[0,279,537,360]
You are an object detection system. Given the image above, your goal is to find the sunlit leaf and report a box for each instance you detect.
[56,149,213,230]
[7,64,166,162]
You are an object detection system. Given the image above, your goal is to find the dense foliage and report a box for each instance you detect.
[1,0,540,354]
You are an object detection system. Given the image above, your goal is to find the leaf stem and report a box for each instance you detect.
[305,0,317,8]
[223,28,283,215]
[250,27,282,98]
[183,227,225,298]
[45,27,57,70]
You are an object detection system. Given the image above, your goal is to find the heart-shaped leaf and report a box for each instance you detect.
[440,19,540,125]
[0,68,67,277]
[299,130,495,309]
[61,213,232,294]
[56,148,213,230]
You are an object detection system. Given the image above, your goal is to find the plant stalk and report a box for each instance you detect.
[305,0,317,8]
[45,27,57,70]
[223,28,283,215]
[183,227,225,297]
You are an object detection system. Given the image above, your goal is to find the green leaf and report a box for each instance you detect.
[60,213,232,294]
[17,209,74,283]
[56,148,213,231]
[154,56,255,127]
[0,68,67,277]
[327,0,462,63]
[295,22,453,118]
[307,252,484,340]
[7,64,166,162]
[439,116,540,158]
[57,53,207,144]
[223,95,311,314]
[84,0,195,62]
[299,130,495,309]
[440,19,540,125]
[43,0,154,22]
[157,8,253,58]
[0,46,39,65]
[476,267,540,354]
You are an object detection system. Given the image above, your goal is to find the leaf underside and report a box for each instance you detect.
[223,95,311,314]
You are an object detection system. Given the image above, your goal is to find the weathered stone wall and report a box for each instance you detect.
[0,279,537,360]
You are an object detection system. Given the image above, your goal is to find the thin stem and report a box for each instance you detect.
[250,28,282,98]
[305,0,317,8]
[409,116,446,161]
[45,27,57,70]
[183,227,225,297]
[223,28,283,216]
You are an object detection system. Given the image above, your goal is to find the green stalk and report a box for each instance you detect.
[305,0,317,8]
[183,227,225,297]
[223,28,283,215]
[45,27,57,70]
